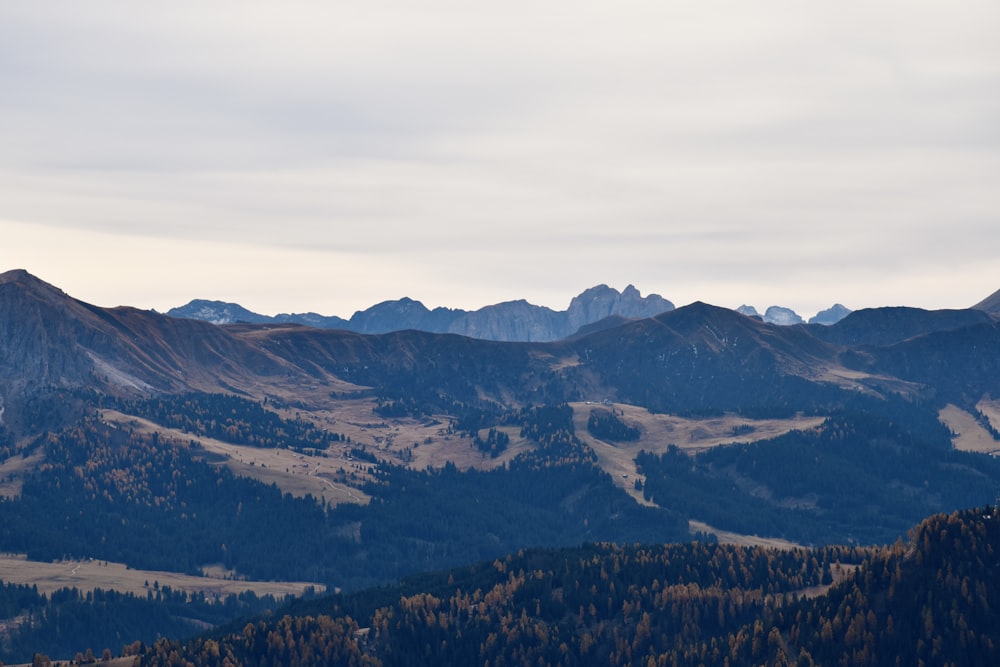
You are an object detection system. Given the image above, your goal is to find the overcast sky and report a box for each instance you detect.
[2,1,998,319]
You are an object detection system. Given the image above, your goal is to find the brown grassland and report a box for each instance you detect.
[939,402,1000,456]
[0,553,323,598]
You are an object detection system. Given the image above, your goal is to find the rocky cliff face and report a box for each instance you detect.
[0,270,301,433]
[763,306,805,326]
[449,300,564,342]
[0,270,107,397]
[565,284,673,334]
[170,285,676,342]
[808,304,852,325]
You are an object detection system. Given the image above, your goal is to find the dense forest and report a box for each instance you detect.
[4,390,1000,661]
[131,507,1000,666]
[0,413,687,591]
[638,396,1000,545]
[0,582,299,665]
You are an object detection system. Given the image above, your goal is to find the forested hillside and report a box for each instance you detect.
[0,409,688,593]
[3,272,1000,663]
[0,584,296,665]
[132,507,1000,666]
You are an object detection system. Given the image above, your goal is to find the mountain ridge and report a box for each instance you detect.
[168,283,677,342]
[3,270,999,423]
[4,268,1000,662]
[167,288,861,342]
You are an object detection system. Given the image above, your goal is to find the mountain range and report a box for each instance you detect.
[3,267,1000,664]
[167,286,855,342]
[2,267,999,432]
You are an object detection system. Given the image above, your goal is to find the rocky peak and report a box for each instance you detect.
[809,304,852,325]
[566,284,674,332]
[168,299,268,325]
[737,304,806,325]
[763,306,804,326]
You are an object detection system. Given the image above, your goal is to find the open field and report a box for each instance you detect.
[0,553,324,598]
[939,404,1000,456]
[687,520,804,550]
[0,450,43,499]
[100,398,828,511]
[100,410,373,505]
[273,399,531,473]
[102,400,534,506]
[569,401,826,504]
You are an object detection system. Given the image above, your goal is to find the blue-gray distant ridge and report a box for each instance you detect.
[167,284,675,342]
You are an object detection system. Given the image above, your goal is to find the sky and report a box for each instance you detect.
[2,1,998,319]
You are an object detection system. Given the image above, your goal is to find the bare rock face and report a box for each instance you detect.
[809,304,852,325]
[0,269,103,395]
[0,269,298,433]
[763,306,804,326]
[167,299,272,325]
[169,284,676,342]
[566,284,674,335]
[449,300,563,342]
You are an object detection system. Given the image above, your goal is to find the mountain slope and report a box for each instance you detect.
[132,507,1000,667]
[558,302,855,413]
[5,271,991,430]
[807,305,994,347]
[5,271,1000,662]
[972,286,1000,315]
[0,270,309,432]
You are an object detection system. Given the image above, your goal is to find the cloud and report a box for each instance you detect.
[1,1,998,316]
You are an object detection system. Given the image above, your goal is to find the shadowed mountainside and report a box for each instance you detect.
[4,270,1000,664]
[4,270,1000,434]
[169,283,676,342]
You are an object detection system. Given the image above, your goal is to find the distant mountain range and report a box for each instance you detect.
[2,267,998,431]
[167,286,855,341]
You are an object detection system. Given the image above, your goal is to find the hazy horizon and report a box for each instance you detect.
[3,2,998,318]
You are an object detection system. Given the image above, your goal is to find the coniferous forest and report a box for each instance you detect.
[3,271,1000,664]
[133,507,999,667]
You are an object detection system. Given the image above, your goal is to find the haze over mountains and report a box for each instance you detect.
[167,285,855,342]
